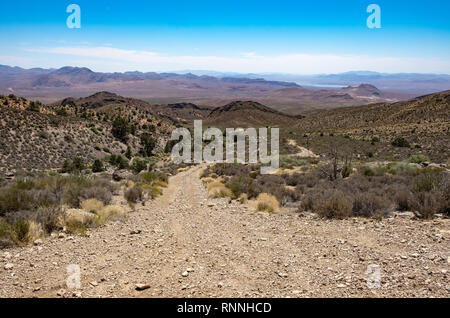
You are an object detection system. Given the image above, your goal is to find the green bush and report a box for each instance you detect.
[140,133,156,157]
[111,117,129,141]
[92,159,104,173]
[131,159,147,174]
[408,154,430,164]
[13,219,30,243]
[391,137,410,148]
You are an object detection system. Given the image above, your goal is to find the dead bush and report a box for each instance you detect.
[125,186,143,203]
[315,190,353,219]
[352,192,390,217]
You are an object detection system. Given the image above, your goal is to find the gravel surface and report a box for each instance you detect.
[1,167,449,298]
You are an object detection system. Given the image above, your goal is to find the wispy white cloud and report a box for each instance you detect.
[25,46,450,74]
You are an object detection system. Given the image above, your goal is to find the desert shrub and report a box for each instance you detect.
[256,193,280,213]
[92,160,104,173]
[26,102,40,112]
[438,177,450,215]
[140,133,156,157]
[131,159,147,174]
[0,218,14,247]
[164,139,178,153]
[387,162,418,175]
[391,137,410,148]
[139,171,168,186]
[203,163,255,179]
[201,177,215,184]
[408,154,430,164]
[299,191,319,211]
[81,199,104,213]
[33,206,63,233]
[207,181,232,198]
[341,163,352,178]
[352,192,389,217]
[226,176,254,199]
[71,157,85,172]
[411,170,443,192]
[13,219,30,244]
[60,157,85,173]
[315,190,353,219]
[109,155,129,170]
[280,156,307,169]
[98,205,125,222]
[55,108,68,117]
[112,117,128,141]
[125,186,143,203]
[0,186,32,215]
[396,189,414,211]
[238,193,248,204]
[410,192,440,219]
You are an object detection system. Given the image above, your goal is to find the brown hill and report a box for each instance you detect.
[295,90,450,162]
[0,93,176,174]
[204,101,299,128]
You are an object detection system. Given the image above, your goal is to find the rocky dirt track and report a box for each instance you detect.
[1,166,449,298]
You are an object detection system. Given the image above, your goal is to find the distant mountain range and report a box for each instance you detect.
[0,65,426,113]
[175,70,450,94]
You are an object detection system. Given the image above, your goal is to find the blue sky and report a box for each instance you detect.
[1,0,449,74]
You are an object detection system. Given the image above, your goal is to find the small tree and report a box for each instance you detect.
[26,101,40,112]
[140,133,156,157]
[60,160,71,173]
[92,159,104,173]
[72,157,85,172]
[392,137,410,148]
[125,146,132,159]
[112,117,128,142]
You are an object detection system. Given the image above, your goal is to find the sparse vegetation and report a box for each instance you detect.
[256,193,280,213]
[201,162,449,219]
[391,137,411,148]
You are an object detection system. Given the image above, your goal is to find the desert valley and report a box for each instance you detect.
[0,64,449,298]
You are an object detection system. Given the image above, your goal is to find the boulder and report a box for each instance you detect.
[112,170,133,181]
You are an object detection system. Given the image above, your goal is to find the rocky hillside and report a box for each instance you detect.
[0,93,175,175]
[204,101,300,128]
[294,90,450,162]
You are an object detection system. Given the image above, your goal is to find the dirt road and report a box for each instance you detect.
[1,167,449,298]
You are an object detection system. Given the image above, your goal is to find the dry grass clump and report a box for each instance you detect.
[96,205,125,223]
[256,193,280,213]
[201,177,215,185]
[80,198,104,213]
[238,193,248,204]
[63,204,126,234]
[178,166,190,173]
[207,181,232,198]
